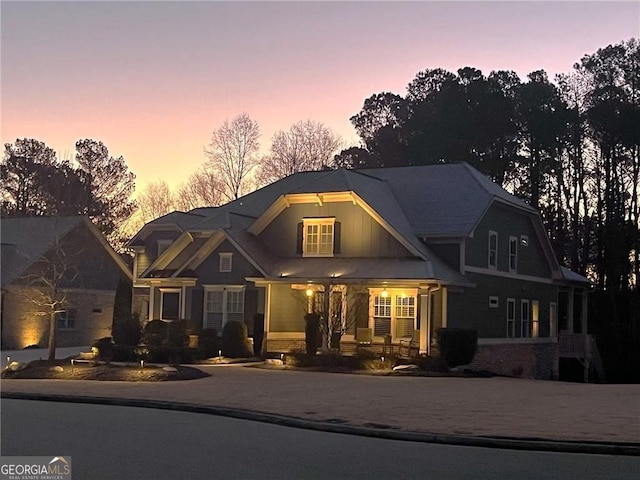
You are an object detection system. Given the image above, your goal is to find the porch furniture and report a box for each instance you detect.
[398,330,420,357]
[357,328,373,351]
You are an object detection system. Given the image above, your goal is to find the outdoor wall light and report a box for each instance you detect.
[305,288,314,297]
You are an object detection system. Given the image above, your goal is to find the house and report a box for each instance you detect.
[1,216,132,349]
[130,163,590,379]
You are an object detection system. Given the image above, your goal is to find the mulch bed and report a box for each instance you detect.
[1,359,210,382]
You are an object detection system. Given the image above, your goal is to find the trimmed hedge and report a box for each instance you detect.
[221,321,252,358]
[436,328,478,368]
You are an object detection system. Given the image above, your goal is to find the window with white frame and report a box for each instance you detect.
[509,236,518,272]
[219,253,233,272]
[488,231,498,269]
[373,294,392,336]
[531,300,540,338]
[395,295,416,337]
[506,298,515,338]
[303,218,335,257]
[56,309,76,330]
[160,289,181,320]
[203,286,245,331]
[521,299,530,338]
[157,239,172,257]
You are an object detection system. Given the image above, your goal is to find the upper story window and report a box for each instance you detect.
[219,252,233,272]
[488,231,498,269]
[303,218,335,257]
[509,236,518,272]
[57,309,76,330]
[157,239,172,257]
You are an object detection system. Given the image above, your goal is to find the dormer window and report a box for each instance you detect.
[219,252,233,272]
[303,218,335,257]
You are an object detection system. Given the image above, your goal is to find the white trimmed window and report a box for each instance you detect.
[506,298,515,338]
[488,231,498,269]
[531,300,540,338]
[395,295,416,337]
[509,236,518,272]
[373,294,392,336]
[219,253,233,272]
[521,299,530,338]
[203,286,245,332]
[160,288,181,320]
[303,218,335,257]
[56,309,76,330]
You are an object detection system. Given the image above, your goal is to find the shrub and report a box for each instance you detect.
[112,344,140,362]
[166,319,189,349]
[198,329,220,359]
[436,328,478,368]
[304,313,321,356]
[112,312,142,346]
[221,321,252,358]
[93,337,114,363]
[142,320,168,348]
[253,313,265,357]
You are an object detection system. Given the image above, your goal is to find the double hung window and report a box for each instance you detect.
[203,286,245,331]
[303,218,335,257]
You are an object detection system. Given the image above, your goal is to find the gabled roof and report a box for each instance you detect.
[1,216,131,286]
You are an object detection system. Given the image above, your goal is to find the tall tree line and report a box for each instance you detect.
[340,38,639,294]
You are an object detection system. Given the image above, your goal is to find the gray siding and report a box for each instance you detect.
[268,284,305,332]
[427,243,460,271]
[260,202,411,258]
[447,273,557,338]
[466,203,550,278]
[195,240,260,285]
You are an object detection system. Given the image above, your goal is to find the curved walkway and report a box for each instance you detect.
[2,364,639,455]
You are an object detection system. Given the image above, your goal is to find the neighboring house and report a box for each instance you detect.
[130,163,590,379]
[1,216,132,349]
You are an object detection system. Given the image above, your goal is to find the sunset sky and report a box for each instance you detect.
[2,1,639,192]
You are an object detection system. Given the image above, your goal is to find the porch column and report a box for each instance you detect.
[148,287,154,321]
[581,288,588,334]
[264,284,272,334]
[441,287,448,328]
[566,287,575,333]
[419,294,429,354]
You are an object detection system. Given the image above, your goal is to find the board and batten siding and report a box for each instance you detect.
[268,284,305,332]
[259,202,411,258]
[447,273,557,338]
[466,203,550,278]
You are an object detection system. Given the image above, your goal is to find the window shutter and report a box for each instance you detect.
[296,222,303,254]
[333,221,341,254]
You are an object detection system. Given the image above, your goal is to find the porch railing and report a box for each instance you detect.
[559,333,592,359]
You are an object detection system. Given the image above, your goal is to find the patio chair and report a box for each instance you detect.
[398,330,420,357]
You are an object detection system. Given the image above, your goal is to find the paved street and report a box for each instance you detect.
[3,399,639,480]
[2,365,639,444]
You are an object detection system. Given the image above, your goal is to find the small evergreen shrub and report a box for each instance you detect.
[112,344,140,362]
[93,337,115,363]
[221,321,252,358]
[436,328,478,368]
[142,320,168,348]
[198,328,220,359]
[253,313,265,357]
[304,313,321,356]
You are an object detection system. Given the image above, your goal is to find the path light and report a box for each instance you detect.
[6,356,10,367]
[381,356,385,362]
[140,359,144,371]
[280,353,285,365]
[71,358,75,373]
[218,349,222,358]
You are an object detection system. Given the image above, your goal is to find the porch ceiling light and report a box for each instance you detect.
[381,288,388,298]
[305,288,314,297]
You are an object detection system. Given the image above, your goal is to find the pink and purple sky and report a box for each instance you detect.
[2,1,638,191]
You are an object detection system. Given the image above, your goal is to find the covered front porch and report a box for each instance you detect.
[253,279,450,356]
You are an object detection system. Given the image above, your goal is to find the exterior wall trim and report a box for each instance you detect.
[478,337,558,345]
[465,265,556,285]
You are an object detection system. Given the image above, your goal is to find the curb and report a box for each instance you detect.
[2,392,639,457]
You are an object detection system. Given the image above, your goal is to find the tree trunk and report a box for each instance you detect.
[48,311,57,362]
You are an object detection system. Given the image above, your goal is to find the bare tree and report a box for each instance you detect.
[205,113,260,201]
[137,180,176,224]
[259,120,342,185]
[17,219,82,361]
[174,168,224,211]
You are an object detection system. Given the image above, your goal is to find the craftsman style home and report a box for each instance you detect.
[130,163,590,379]
[1,216,132,349]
